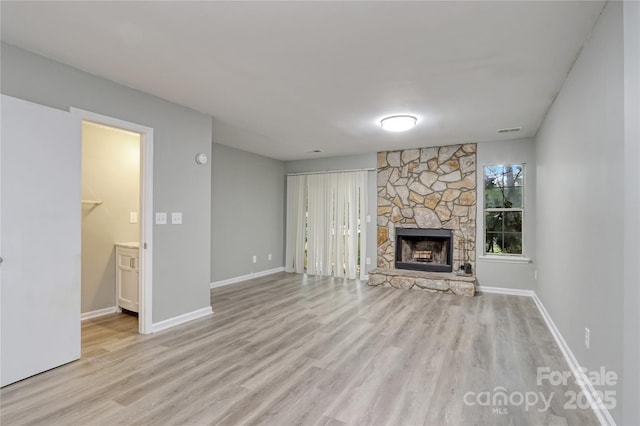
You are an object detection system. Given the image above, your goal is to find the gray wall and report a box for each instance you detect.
[211,143,284,282]
[284,153,377,274]
[1,43,213,323]
[535,2,625,422]
[81,122,140,313]
[622,2,640,424]
[476,138,536,290]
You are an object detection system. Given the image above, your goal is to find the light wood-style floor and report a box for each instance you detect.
[1,272,597,425]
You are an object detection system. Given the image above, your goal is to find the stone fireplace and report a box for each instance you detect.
[368,144,477,296]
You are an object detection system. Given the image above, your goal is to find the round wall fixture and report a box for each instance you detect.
[380,115,417,132]
[195,153,208,165]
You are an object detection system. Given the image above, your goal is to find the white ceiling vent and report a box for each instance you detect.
[497,127,522,133]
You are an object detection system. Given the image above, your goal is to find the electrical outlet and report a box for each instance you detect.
[366,215,371,223]
[268,253,272,261]
[252,255,257,263]
[366,257,371,265]
[130,211,138,224]
[585,328,590,349]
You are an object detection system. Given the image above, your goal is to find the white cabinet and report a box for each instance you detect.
[115,243,139,313]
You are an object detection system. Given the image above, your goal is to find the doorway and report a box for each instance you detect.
[81,121,140,325]
[73,108,154,335]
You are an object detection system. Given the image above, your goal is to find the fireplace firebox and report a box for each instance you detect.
[395,228,453,273]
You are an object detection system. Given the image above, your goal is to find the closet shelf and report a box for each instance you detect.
[81,200,103,205]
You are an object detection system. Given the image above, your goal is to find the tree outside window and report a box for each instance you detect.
[484,165,524,255]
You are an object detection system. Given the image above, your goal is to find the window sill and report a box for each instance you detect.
[478,255,532,264]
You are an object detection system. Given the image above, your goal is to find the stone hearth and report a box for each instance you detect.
[368,268,475,296]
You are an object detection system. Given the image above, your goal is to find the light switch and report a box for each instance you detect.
[171,212,182,225]
[155,212,167,225]
[130,211,138,224]
[366,215,371,223]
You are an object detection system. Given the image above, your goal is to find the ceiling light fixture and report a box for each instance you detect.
[380,115,417,132]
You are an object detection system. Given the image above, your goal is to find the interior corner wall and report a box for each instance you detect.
[283,153,378,275]
[475,138,536,290]
[0,43,213,324]
[534,2,624,422]
[210,143,284,282]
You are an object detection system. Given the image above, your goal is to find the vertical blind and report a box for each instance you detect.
[285,171,367,280]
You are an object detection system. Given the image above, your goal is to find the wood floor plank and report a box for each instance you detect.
[0,272,599,425]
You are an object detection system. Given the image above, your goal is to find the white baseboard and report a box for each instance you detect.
[531,293,616,426]
[477,285,535,297]
[477,285,615,425]
[81,306,118,320]
[151,307,213,333]
[210,267,285,289]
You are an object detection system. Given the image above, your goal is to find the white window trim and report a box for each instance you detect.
[479,255,531,264]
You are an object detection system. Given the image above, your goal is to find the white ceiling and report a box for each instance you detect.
[1,1,605,161]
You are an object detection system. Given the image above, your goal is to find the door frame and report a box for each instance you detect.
[71,107,154,335]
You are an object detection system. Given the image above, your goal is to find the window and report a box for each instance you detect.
[484,165,524,255]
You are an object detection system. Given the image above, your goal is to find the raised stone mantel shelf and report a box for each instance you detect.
[368,267,476,296]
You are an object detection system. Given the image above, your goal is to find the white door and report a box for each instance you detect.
[1,95,81,387]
